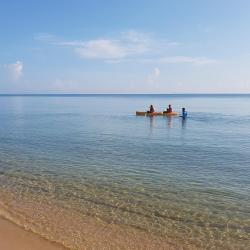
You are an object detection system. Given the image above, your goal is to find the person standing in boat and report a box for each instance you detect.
[166,104,172,113]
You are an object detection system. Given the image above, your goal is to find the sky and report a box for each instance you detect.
[0,0,250,94]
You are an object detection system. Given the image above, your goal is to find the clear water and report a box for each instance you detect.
[0,94,249,249]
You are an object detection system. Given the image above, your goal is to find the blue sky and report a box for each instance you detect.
[0,0,250,93]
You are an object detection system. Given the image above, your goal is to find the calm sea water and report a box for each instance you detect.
[0,94,249,249]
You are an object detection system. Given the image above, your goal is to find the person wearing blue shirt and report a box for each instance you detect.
[181,108,187,119]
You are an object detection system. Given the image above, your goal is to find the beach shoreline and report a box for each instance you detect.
[0,188,184,250]
[0,216,65,250]
[0,213,181,250]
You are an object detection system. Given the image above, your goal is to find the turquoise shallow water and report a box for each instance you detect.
[0,94,250,249]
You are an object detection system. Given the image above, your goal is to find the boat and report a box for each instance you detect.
[136,111,163,116]
[136,111,178,116]
[162,112,179,116]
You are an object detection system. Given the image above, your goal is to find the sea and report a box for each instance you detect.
[0,94,249,249]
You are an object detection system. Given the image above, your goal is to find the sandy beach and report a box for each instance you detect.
[0,216,65,250]
[0,212,178,250]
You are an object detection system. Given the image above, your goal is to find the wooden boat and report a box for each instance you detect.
[136,111,163,116]
[136,111,178,116]
[162,112,179,116]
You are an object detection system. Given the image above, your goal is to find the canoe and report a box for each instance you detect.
[136,111,163,116]
[136,111,178,116]
[162,112,179,116]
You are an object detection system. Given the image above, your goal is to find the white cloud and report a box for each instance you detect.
[75,39,128,59]
[154,67,160,77]
[147,67,160,84]
[120,30,151,53]
[35,31,218,65]
[158,56,218,65]
[74,31,151,60]
[36,30,175,61]
[141,56,218,65]
[5,61,23,80]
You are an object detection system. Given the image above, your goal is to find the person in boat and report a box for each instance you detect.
[181,107,187,119]
[148,104,155,113]
[166,104,172,113]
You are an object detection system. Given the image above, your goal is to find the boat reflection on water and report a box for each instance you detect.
[167,116,173,128]
[147,113,187,134]
[181,117,187,129]
[149,116,155,136]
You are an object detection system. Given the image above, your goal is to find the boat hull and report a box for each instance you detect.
[136,111,178,116]
[162,112,179,116]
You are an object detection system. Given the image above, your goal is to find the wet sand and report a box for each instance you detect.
[0,216,65,250]
[0,214,180,250]
[0,216,179,250]
[0,189,182,250]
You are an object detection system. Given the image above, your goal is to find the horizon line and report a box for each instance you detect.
[0,93,250,96]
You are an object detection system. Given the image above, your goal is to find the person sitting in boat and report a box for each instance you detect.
[181,107,187,119]
[147,104,155,113]
[166,104,173,113]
